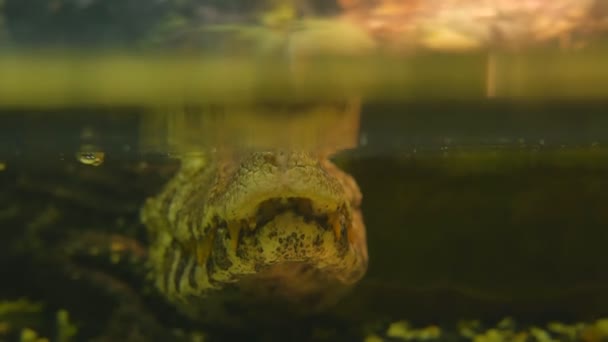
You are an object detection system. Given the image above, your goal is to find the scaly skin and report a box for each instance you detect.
[141,150,368,323]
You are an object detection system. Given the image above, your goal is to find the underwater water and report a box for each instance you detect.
[1,100,608,342]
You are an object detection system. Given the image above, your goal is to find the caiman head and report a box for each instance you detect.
[142,150,368,322]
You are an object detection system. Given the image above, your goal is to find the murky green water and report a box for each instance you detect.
[1,100,608,341]
[2,1,608,341]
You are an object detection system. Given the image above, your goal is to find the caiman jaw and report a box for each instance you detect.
[193,194,362,287]
[206,197,352,256]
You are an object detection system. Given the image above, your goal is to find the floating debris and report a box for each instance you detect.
[75,145,105,166]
